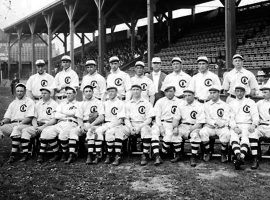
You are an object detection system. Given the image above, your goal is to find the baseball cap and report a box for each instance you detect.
[35,59,45,66]
[171,57,182,63]
[135,61,145,67]
[109,56,120,63]
[85,60,97,66]
[233,54,244,60]
[15,83,26,89]
[197,56,209,63]
[65,85,77,93]
[40,87,52,93]
[61,55,71,62]
[152,57,161,63]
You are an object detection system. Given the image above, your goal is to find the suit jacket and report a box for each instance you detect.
[149,71,167,104]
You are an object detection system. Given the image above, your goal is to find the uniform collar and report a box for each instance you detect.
[88,71,97,76]
[233,67,244,73]
[64,67,71,72]
[67,99,76,104]
[185,100,196,106]
[166,96,177,101]
[210,99,221,105]
[152,71,161,76]
[131,97,144,103]
[172,71,183,76]
[135,74,145,79]
[42,99,52,105]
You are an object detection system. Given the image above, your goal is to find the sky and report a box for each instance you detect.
[0,0,267,53]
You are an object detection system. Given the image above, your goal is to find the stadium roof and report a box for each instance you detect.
[3,0,210,34]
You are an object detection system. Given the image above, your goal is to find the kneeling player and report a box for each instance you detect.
[199,86,231,163]
[172,89,205,167]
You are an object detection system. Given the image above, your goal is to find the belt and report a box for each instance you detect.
[161,120,173,123]
[197,99,210,103]
[34,97,41,100]
[229,94,250,99]
[83,120,90,123]
[11,120,22,123]
[37,121,45,126]
[259,123,270,126]
[60,119,78,125]
[182,122,194,125]
[57,96,67,100]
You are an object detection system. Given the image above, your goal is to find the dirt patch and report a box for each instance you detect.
[198,169,238,180]
[131,175,176,195]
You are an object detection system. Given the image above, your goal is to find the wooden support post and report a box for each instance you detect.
[8,34,11,79]
[225,0,236,70]
[43,11,54,75]
[167,11,172,45]
[64,0,78,69]
[15,26,23,79]
[28,19,36,75]
[147,0,154,69]
[64,33,68,54]
[81,33,85,61]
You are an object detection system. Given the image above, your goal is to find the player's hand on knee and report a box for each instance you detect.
[173,127,178,136]
[233,127,241,134]
[248,124,256,133]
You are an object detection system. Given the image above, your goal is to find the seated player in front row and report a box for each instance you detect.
[95,86,127,166]
[199,86,231,163]
[124,84,154,166]
[249,84,270,169]
[66,85,104,164]
[0,83,35,163]
[151,86,183,165]
[37,86,79,163]
[229,85,259,170]
[8,87,57,163]
[172,89,205,167]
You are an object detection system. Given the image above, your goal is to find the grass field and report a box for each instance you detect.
[1,87,270,200]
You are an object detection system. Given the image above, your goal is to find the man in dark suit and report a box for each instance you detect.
[148,57,167,104]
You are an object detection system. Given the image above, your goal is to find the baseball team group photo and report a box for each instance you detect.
[1,0,270,199]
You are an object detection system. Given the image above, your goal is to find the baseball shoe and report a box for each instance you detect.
[140,154,148,166]
[19,153,29,162]
[251,156,259,170]
[60,153,68,162]
[203,153,211,162]
[64,153,75,164]
[7,156,15,164]
[190,155,197,167]
[37,155,44,163]
[85,154,93,165]
[104,154,111,164]
[221,154,228,163]
[112,155,121,166]
[154,155,163,166]
[170,153,181,163]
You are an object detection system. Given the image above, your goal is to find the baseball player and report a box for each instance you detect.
[26,59,55,101]
[106,56,131,100]
[38,86,79,163]
[80,60,106,100]
[161,57,191,99]
[125,84,154,166]
[66,85,105,164]
[188,56,221,103]
[249,84,270,169]
[54,55,79,103]
[256,70,266,97]
[95,86,127,165]
[172,89,205,167]
[0,83,35,163]
[130,61,155,104]
[229,86,259,170]
[223,54,259,103]
[199,85,231,163]
[10,87,58,162]
[151,86,183,164]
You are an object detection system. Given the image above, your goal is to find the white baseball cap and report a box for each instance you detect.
[209,85,221,92]
[257,70,265,76]
[85,60,97,66]
[171,57,182,63]
[233,54,244,60]
[61,55,71,62]
[40,87,52,94]
[35,59,45,66]
[65,85,77,93]
[197,56,209,63]
[109,56,120,63]
[152,57,161,63]
[135,61,145,67]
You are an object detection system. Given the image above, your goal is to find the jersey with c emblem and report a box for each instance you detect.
[203,99,230,126]
[130,75,155,102]
[256,99,270,125]
[229,98,259,125]
[54,68,79,93]
[26,73,55,97]
[34,99,58,123]
[161,71,191,97]
[76,98,105,122]
[125,98,154,122]
[154,96,183,122]
[174,100,205,125]
[103,98,125,122]
[4,97,35,122]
